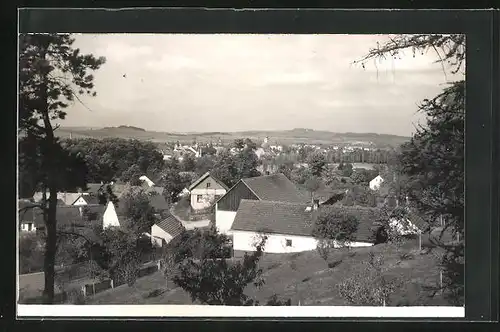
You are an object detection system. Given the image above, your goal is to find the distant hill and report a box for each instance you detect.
[102,125,146,132]
[56,126,410,147]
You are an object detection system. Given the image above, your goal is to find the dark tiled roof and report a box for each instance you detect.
[84,183,104,195]
[155,215,185,238]
[231,200,312,237]
[241,174,308,203]
[18,200,38,223]
[146,186,164,196]
[231,200,382,243]
[149,194,170,211]
[33,205,105,228]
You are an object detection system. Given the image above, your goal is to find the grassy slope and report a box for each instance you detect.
[86,243,447,306]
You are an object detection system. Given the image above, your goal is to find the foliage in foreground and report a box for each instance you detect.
[165,227,290,306]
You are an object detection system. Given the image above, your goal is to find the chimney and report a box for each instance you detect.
[313,199,320,210]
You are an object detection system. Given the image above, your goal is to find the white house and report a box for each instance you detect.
[369,175,384,190]
[33,192,90,206]
[188,172,229,210]
[150,214,185,247]
[103,201,120,229]
[215,173,308,235]
[139,175,155,187]
[230,200,375,254]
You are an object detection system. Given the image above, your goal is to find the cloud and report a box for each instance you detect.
[145,54,202,72]
[255,70,325,86]
[96,42,153,63]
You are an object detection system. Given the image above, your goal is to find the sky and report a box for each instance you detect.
[60,34,463,136]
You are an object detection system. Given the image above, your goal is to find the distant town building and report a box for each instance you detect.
[369,175,384,191]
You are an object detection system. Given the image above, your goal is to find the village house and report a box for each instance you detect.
[149,214,185,247]
[215,173,308,234]
[32,191,98,206]
[188,172,229,211]
[230,200,382,255]
[31,204,108,234]
[369,175,384,190]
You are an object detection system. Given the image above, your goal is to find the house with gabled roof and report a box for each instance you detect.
[188,172,229,211]
[149,214,185,247]
[32,204,107,233]
[33,192,89,206]
[215,173,309,234]
[230,200,380,254]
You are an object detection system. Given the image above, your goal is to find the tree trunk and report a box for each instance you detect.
[40,43,58,304]
[43,185,57,303]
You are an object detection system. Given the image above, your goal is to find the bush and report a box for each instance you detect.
[65,288,86,304]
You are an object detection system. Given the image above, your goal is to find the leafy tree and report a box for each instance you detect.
[169,226,232,263]
[290,166,313,186]
[342,185,377,208]
[169,232,268,305]
[312,207,360,249]
[182,154,197,173]
[120,189,158,234]
[97,184,119,206]
[276,160,294,179]
[337,252,404,306]
[307,152,327,177]
[357,34,465,305]
[339,162,354,177]
[235,139,261,179]
[95,227,143,286]
[304,176,322,202]
[18,33,105,303]
[195,155,216,177]
[19,234,45,274]
[120,164,143,185]
[162,165,192,204]
[211,149,239,187]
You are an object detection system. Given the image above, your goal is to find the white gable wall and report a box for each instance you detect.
[369,176,384,190]
[191,188,227,210]
[150,224,174,247]
[215,204,237,234]
[72,196,88,206]
[103,201,120,229]
[232,230,374,254]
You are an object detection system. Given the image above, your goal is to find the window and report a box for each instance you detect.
[28,223,33,231]
[206,182,211,188]
[285,239,292,247]
[197,195,203,203]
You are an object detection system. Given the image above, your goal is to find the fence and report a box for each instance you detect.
[80,260,161,297]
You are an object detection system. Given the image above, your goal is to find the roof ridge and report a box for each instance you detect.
[241,173,284,181]
[239,199,307,206]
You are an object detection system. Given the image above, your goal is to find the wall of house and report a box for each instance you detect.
[73,196,88,206]
[369,177,384,190]
[215,206,237,234]
[231,230,374,254]
[216,181,258,211]
[150,224,174,247]
[20,222,37,232]
[190,188,227,210]
[103,202,120,229]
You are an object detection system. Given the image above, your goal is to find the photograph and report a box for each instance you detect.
[17,32,465,314]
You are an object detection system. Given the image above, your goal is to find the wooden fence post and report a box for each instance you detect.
[440,271,443,293]
[110,279,114,289]
[81,285,86,297]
